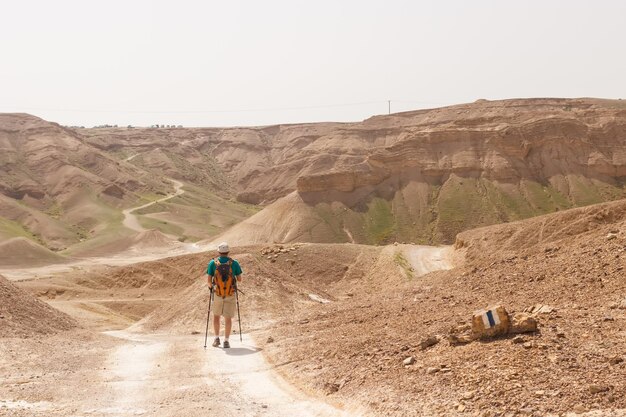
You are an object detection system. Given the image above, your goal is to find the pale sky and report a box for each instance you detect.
[1,1,625,127]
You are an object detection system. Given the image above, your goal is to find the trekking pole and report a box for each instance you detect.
[203,284,214,348]
[234,279,242,342]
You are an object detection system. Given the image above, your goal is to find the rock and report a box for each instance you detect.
[619,298,626,310]
[606,232,618,240]
[589,384,609,394]
[609,356,623,365]
[419,335,440,350]
[510,312,538,334]
[403,356,415,366]
[266,336,274,344]
[573,404,586,413]
[426,367,440,375]
[523,341,534,349]
[308,294,331,304]
[324,382,340,394]
[448,333,473,346]
[534,390,545,397]
[556,328,566,338]
[471,305,510,339]
[461,391,474,400]
[511,335,526,344]
[190,330,200,335]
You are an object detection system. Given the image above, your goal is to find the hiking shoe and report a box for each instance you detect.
[223,340,230,349]
[212,337,220,347]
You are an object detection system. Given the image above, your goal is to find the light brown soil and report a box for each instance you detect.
[0,237,67,268]
[0,274,76,338]
[1,200,626,417]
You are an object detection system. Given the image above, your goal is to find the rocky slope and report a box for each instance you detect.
[212,98,626,245]
[257,199,626,416]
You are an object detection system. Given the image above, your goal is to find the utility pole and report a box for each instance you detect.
[388,100,391,115]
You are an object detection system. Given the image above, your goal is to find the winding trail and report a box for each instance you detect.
[122,179,184,233]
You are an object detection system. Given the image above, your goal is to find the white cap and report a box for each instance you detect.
[217,242,230,253]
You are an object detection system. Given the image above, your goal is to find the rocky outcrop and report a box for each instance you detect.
[296,165,390,193]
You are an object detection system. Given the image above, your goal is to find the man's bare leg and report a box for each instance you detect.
[213,314,221,337]
[225,317,232,340]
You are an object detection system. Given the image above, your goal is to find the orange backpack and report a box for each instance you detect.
[213,258,235,298]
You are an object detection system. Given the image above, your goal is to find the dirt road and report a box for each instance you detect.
[89,331,357,417]
[1,243,455,416]
[122,179,184,233]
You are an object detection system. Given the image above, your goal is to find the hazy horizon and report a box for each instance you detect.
[2,1,625,127]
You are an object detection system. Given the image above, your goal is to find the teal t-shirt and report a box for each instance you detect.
[207,256,242,277]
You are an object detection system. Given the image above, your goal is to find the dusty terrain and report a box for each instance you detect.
[2,98,626,417]
[2,196,625,416]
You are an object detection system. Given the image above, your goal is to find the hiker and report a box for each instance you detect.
[207,242,242,348]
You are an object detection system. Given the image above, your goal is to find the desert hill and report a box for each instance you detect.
[0,114,258,254]
[0,274,76,337]
[0,113,176,251]
[0,237,68,268]
[2,97,626,253]
[82,98,626,246]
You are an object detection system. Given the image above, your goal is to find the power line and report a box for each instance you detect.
[7,99,450,115]
[8,100,389,114]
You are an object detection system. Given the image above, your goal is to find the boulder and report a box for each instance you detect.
[510,312,538,334]
[471,305,510,339]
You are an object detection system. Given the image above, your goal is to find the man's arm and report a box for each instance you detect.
[207,260,215,287]
[233,260,242,283]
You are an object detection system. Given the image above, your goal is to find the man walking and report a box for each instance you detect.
[207,242,242,348]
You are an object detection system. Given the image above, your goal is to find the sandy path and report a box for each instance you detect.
[122,179,184,233]
[92,331,355,417]
[402,245,453,277]
[125,148,160,162]
[82,246,455,416]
